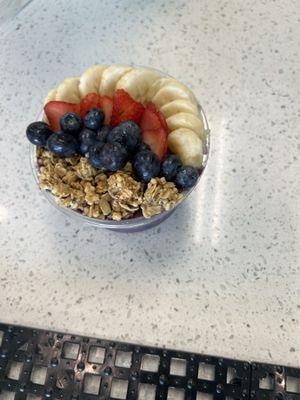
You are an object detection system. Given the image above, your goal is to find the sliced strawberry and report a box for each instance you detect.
[110,89,145,127]
[146,101,168,133]
[140,107,168,161]
[98,95,113,125]
[79,93,99,119]
[142,128,168,161]
[44,101,80,132]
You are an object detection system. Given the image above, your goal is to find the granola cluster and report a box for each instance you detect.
[36,147,183,220]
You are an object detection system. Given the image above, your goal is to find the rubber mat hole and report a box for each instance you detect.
[115,351,132,368]
[62,342,80,360]
[88,346,105,364]
[167,387,185,400]
[0,391,15,400]
[30,366,48,385]
[110,379,129,399]
[141,355,160,372]
[226,367,238,384]
[198,363,215,381]
[286,375,300,393]
[170,358,187,376]
[259,374,274,390]
[196,393,213,400]
[138,384,156,400]
[0,331,4,346]
[7,361,23,380]
[83,373,101,395]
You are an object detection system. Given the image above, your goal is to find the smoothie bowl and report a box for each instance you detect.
[27,65,210,231]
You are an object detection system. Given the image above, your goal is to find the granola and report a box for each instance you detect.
[36,147,183,221]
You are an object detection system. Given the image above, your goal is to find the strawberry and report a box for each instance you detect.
[110,89,145,127]
[79,93,99,119]
[44,101,80,132]
[98,95,113,125]
[140,107,168,161]
[146,101,168,132]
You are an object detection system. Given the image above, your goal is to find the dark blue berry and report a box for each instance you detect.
[78,128,98,155]
[60,112,83,136]
[26,121,52,146]
[133,150,161,183]
[89,142,128,171]
[84,108,105,131]
[47,132,78,157]
[175,166,199,188]
[96,125,111,142]
[161,154,182,181]
[136,142,151,153]
[107,121,141,154]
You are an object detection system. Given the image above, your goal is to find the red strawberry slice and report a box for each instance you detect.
[44,101,80,132]
[110,89,145,127]
[146,102,168,133]
[79,93,99,119]
[140,107,168,161]
[98,95,113,125]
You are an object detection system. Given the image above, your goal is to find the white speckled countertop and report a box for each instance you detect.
[0,0,299,367]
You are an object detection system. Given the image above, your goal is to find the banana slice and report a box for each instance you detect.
[78,64,107,97]
[168,128,203,168]
[146,78,196,103]
[99,64,132,97]
[116,68,161,102]
[150,80,197,108]
[160,99,199,118]
[166,112,205,142]
[44,88,57,105]
[55,77,81,103]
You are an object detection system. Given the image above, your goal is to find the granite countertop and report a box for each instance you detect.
[0,0,299,367]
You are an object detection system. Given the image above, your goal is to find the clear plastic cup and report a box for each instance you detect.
[29,70,210,232]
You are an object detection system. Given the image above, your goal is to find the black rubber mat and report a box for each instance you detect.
[0,323,299,400]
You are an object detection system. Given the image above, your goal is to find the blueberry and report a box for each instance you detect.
[136,142,151,153]
[89,142,128,171]
[60,112,83,136]
[47,132,78,157]
[26,121,52,146]
[133,150,161,183]
[175,166,199,188]
[85,108,105,131]
[78,128,98,155]
[161,154,182,181]
[96,125,111,142]
[107,121,141,154]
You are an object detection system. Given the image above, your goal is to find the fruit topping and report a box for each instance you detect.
[44,101,80,132]
[133,150,161,183]
[96,125,110,142]
[47,132,78,157]
[78,128,98,155]
[107,121,141,154]
[110,89,145,127]
[140,103,168,161]
[175,166,199,188]
[89,142,128,171]
[161,154,182,181]
[60,112,83,136]
[26,121,53,146]
[79,93,99,119]
[98,95,113,125]
[84,108,105,131]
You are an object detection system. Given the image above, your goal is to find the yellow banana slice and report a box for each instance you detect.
[116,68,161,102]
[168,128,203,168]
[151,82,197,108]
[78,64,107,97]
[146,78,197,104]
[160,99,199,118]
[44,88,57,105]
[55,77,81,103]
[166,112,205,142]
[99,64,132,97]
